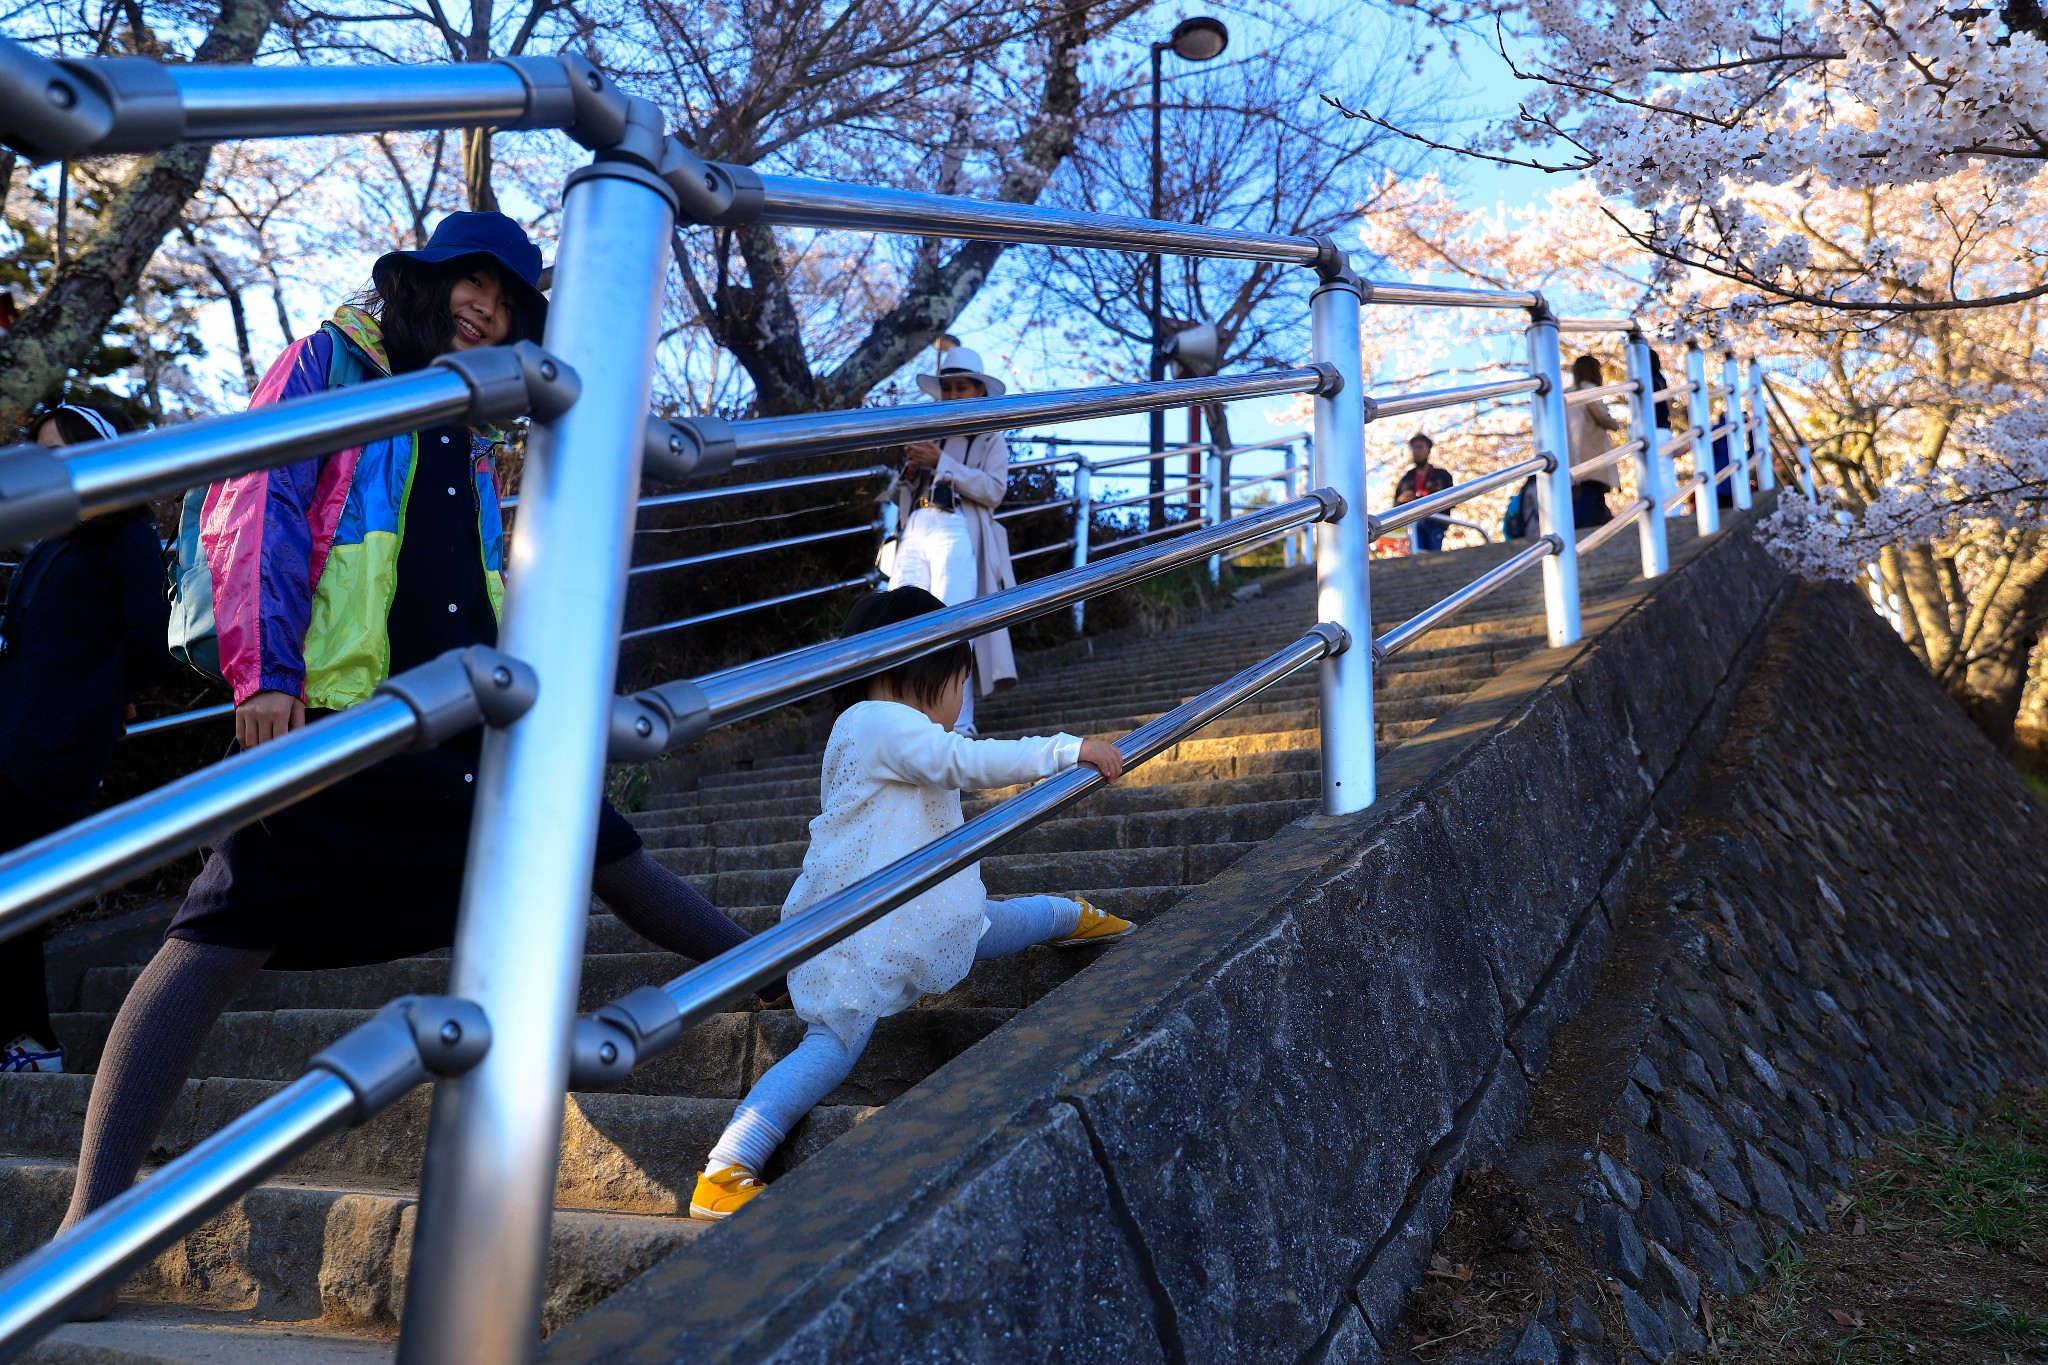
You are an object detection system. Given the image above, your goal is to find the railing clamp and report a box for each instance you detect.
[1308,485,1349,525]
[608,678,709,761]
[643,414,736,483]
[1307,621,1352,656]
[375,645,540,749]
[433,341,581,424]
[309,995,491,1122]
[659,145,764,226]
[1309,361,1345,398]
[568,985,684,1089]
[0,443,81,545]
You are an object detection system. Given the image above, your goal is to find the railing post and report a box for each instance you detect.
[1309,257,1377,815]
[1070,457,1092,633]
[1623,332,1669,578]
[1203,441,1223,582]
[1723,352,1752,511]
[396,124,677,1365]
[1797,442,1817,500]
[1282,442,1299,568]
[1685,345,1721,537]
[1525,301,1581,647]
[1746,359,1775,492]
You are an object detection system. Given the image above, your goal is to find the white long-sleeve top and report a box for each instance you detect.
[784,699,1083,1046]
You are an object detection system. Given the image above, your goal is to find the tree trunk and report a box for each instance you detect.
[462,126,498,213]
[1953,532,2048,752]
[710,0,1097,415]
[0,0,272,432]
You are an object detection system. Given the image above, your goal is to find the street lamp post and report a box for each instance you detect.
[1147,16,1229,530]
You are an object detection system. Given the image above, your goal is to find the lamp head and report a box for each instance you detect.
[1168,16,1230,61]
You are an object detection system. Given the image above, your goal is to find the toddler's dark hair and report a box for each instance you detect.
[832,587,973,714]
[1571,354,1605,385]
[368,254,536,374]
[29,400,132,446]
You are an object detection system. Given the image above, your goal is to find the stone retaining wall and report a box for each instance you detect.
[541,516,1791,1365]
[1393,583,2048,1364]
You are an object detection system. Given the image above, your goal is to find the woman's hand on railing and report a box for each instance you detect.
[1077,737,1124,785]
[904,440,941,469]
[236,691,306,749]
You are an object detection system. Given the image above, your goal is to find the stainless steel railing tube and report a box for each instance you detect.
[398,143,676,1365]
[1525,306,1582,647]
[1310,259,1377,815]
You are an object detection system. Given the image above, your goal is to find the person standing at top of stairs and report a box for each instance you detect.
[691,587,1135,1221]
[0,400,170,1076]
[886,346,1019,739]
[57,213,769,1253]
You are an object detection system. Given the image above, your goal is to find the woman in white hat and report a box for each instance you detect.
[889,347,1018,736]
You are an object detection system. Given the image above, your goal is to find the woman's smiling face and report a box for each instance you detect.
[448,264,513,351]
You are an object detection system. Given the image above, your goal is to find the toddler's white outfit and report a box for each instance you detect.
[704,699,1088,1176]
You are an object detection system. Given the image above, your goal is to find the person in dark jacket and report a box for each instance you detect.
[1392,432,1455,552]
[0,401,169,1072]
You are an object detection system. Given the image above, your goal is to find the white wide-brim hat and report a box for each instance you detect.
[917,346,1008,398]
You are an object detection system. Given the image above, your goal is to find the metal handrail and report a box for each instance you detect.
[504,464,892,514]
[620,573,879,643]
[1092,482,1210,514]
[1658,431,1694,459]
[1563,381,1637,407]
[581,626,1344,1043]
[0,648,529,941]
[721,372,1326,467]
[1374,537,1561,658]
[122,703,234,740]
[650,492,1338,735]
[1575,497,1652,556]
[627,520,882,578]
[995,497,1079,520]
[1370,376,1542,421]
[1088,518,1208,553]
[0,344,571,543]
[1568,438,1647,481]
[1652,382,1694,404]
[1664,473,1707,511]
[1373,455,1550,538]
[1555,317,1637,333]
[1012,538,1079,561]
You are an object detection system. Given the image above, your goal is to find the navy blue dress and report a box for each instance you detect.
[169,425,641,970]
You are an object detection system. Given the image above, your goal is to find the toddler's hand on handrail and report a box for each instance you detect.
[1077,738,1124,785]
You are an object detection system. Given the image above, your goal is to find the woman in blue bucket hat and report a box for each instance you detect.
[56,211,772,1262]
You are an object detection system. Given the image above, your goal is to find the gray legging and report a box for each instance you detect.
[62,848,755,1230]
[704,894,1081,1176]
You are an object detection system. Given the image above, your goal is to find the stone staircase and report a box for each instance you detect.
[0,522,1692,1362]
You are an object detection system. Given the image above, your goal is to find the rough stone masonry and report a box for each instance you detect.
[1394,583,2048,1365]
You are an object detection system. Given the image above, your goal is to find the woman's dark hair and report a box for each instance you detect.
[832,587,973,714]
[368,253,532,374]
[30,400,133,446]
[1571,354,1604,385]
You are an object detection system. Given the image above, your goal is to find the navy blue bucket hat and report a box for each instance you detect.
[372,211,549,341]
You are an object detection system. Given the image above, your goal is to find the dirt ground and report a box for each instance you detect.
[1393,1087,2048,1363]
[1718,1086,2048,1363]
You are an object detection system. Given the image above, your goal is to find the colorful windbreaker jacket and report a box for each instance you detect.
[201,306,508,709]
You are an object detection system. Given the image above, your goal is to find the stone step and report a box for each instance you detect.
[579,881,1193,954]
[0,1158,701,1337]
[23,1303,396,1364]
[0,1072,871,1216]
[667,839,1261,908]
[52,1004,1019,1104]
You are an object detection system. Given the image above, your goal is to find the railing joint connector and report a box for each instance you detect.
[1528,292,1556,324]
[643,414,736,483]
[1309,621,1353,656]
[374,645,539,750]
[308,994,491,1123]
[1309,361,1346,398]
[610,678,709,761]
[569,985,685,1089]
[1309,486,1348,525]
[432,341,581,424]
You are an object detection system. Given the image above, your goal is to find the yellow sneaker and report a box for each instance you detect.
[690,1165,765,1221]
[1052,898,1136,948]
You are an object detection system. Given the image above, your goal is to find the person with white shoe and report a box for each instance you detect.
[886,347,1019,736]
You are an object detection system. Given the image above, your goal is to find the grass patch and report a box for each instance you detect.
[1717,1085,2048,1363]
